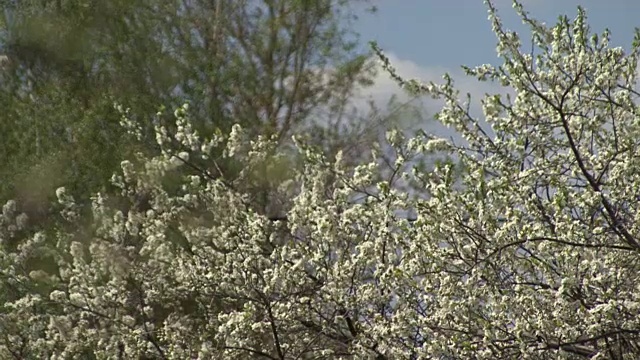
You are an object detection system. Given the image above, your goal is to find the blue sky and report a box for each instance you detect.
[356,0,639,69]
[350,0,640,136]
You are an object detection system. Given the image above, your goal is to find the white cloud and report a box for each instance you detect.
[361,52,508,110]
[356,52,509,140]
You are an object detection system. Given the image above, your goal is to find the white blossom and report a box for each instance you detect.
[1,2,640,359]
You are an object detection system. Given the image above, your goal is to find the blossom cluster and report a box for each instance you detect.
[1,1,640,358]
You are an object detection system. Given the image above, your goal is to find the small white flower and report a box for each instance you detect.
[50,290,66,302]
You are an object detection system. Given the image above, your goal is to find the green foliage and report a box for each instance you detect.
[0,0,394,219]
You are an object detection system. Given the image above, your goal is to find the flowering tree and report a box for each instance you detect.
[2,1,640,358]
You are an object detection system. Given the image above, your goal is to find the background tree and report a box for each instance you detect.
[0,0,416,222]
